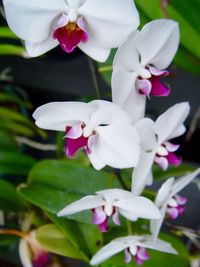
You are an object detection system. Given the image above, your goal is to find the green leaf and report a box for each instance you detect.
[0,130,18,151]
[0,119,35,137]
[0,27,18,39]
[0,45,25,56]
[19,160,119,223]
[169,0,200,34]
[0,92,31,109]
[47,212,103,257]
[0,235,18,248]
[36,224,88,261]
[135,0,200,58]
[174,46,200,75]
[0,151,36,176]
[0,179,28,212]
[0,107,33,126]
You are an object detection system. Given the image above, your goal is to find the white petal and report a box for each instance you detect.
[79,0,139,48]
[118,209,138,221]
[95,122,140,169]
[96,189,133,200]
[90,241,127,265]
[113,31,142,72]
[155,178,175,208]
[25,36,58,57]
[171,168,200,197]
[133,19,180,69]
[167,125,186,140]
[134,118,156,151]
[111,66,146,122]
[150,204,167,241]
[67,0,85,8]
[138,236,177,255]
[78,41,110,62]
[33,102,92,131]
[87,150,106,170]
[3,0,67,42]
[116,196,161,220]
[154,102,190,144]
[19,239,33,267]
[131,151,155,195]
[57,195,103,217]
[89,100,132,126]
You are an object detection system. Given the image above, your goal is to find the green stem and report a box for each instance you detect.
[88,58,101,99]
[114,169,129,190]
[126,220,133,235]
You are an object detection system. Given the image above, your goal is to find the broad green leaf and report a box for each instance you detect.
[19,160,119,223]
[47,212,103,257]
[0,45,25,56]
[0,179,28,212]
[36,224,88,261]
[0,151,36,176]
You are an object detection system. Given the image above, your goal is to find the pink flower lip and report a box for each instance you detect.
[92,206,120,233]
[155,142,181,171]
[53,16,89,53]
[137,66,170,97]
[65,124,96,158]
[33,252,49,267]
[125,247,150,265]
[167,195,187,220]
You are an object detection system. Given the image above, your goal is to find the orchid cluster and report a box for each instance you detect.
[2,0,200,266]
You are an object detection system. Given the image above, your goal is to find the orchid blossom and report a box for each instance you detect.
[132,102,190,195]
[58,189,160,233]
[150,168,200,241]
[112,19,180,122]
[19,231,49,267]
[33,100,141,170]
[3,0,140,62]
[90,235,177,265]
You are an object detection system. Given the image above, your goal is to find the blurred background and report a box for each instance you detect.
[0,0,199,266]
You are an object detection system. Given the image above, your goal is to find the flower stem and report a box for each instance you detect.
[126,220,133,235]
[88,58,101,99]
[0,229,26,238]
[114,169,129,190]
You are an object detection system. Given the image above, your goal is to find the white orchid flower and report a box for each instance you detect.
[132,102,190,195]
[3,0,140,62]
[150,168,200,241]
[112,19,180,121]
[58,189,160,233]
[90,235,177,265]
[19,231,49,267]
[33,100,141,170]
